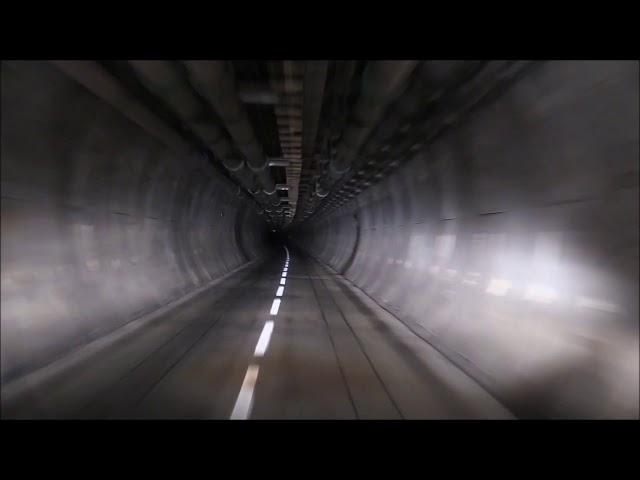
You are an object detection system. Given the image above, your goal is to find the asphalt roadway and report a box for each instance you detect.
[1,247,513,419]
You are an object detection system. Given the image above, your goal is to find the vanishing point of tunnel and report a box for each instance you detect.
[1,60,638,419]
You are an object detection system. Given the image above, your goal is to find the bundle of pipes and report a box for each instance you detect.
[311,61,534,220]
[182,61,277,201]
[52,61,281,218]
[310,61,419,214]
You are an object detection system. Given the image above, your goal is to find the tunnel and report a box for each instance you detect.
[1,60,638,420]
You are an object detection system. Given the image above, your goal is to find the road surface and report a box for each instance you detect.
[1,247,513,419]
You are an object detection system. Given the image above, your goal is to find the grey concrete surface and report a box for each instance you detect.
[292,61,639,418]
[1,60,638,419]
[1,60,266,384]
[1,250,512,419]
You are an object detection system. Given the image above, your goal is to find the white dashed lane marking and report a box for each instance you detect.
[230,246,290,419]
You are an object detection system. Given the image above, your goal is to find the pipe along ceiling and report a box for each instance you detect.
[1,60,638,419]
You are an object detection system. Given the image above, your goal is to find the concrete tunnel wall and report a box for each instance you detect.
[1,61,267,383]
[292,61,639,418]
[1,60,638,419]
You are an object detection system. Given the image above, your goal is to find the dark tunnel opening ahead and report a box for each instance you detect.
[1,60,638,419]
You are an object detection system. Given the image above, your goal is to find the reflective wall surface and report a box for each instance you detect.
[1,61,266,383]
[1,60,638,419]
[293,61,639,418]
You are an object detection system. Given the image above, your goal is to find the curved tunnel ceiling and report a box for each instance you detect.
[1,60,638,419]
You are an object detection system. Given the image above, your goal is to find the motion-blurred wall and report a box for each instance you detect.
[1,61,266,383]
[294,61,639,418]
